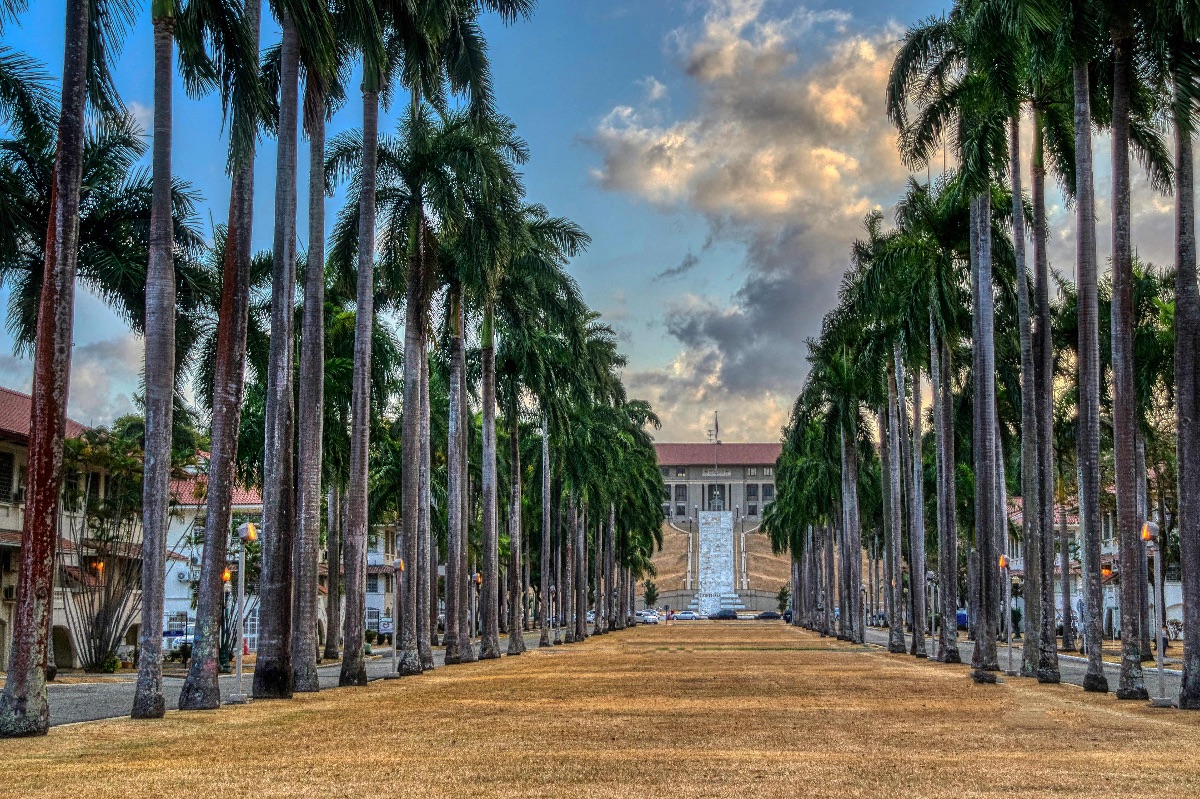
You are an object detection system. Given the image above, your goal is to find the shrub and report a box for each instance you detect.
[100,654,120,674]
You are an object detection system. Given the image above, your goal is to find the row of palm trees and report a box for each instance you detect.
[0,0,665,737]
[766,0,1200,708]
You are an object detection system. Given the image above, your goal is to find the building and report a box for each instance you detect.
[0,386,145,670]
[656,441,781,523]
[652,442,786,615]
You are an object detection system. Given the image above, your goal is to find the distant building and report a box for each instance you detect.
[655,442,782,522]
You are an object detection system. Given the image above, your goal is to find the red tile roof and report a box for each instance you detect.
[654,442,782,467]
[170,473,262,508]
[0,385,89,443]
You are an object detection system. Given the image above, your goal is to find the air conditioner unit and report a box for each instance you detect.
[177,569,191,582]
[2,585,14,601]
[190,554,201,567]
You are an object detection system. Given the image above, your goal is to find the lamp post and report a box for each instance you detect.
[926,570,938,660]
[228,521,256,704]
[391,558,404,676]
[1000,554,1015,676]
[1142,522,1171,706]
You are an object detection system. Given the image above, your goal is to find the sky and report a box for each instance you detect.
[0,0,1180,443]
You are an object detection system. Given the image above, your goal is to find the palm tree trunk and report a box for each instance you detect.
[887,366,906,654]
[823,524,834,636]
[444,290,464,664]
[938,337,960,662]
[1073,55,1108,693]
[840,425,863,643]
[1136,432,1151,662]
[909,361,926,657]
[0,0,90,738]
[970,190,999,681]
[339,85,381,687]
[396,236,426,674]
[1175,98,1200,709]
[418,345,434,669]
[133,8,177,720]
[255,11,300,700]
[179,0,261,710]
[479,306,501,659]
[539,419,551,645]
[564,496,576,643]
[554,490,564,644]
[894,346,918,654]
[576,505,588,641]
[1032,105,1063,676]
[1108,26,1147,699]
[1011,114,1044,681]
[506,392,524,655]
[324,485,342,660]
[458,359,476,662]
[290,85,326,693]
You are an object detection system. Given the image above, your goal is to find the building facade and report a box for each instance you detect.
[656,442,781,524]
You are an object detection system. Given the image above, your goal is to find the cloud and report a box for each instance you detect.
[589,2,909,439]
[655,251,700,281]
[639,76,668,103]
[0,334,141,428]
[128,101,153,135]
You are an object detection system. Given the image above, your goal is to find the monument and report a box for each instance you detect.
[694,510,742,616]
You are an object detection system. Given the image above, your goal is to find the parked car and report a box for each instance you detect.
[586,610,596,623]
[756,611,782,620]
[711,609,738,621]
[957,609,969,630]
[641,612,659,624]
[675,611,698,621]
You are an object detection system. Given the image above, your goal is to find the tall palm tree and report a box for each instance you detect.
[178,0,268,711]
[0,0,134,738]
[135,0,261,720]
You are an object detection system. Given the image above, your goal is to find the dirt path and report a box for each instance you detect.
[6,623,1200,797]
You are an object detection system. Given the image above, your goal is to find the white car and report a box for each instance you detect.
[675,611,698,621]
[641,613,659,624]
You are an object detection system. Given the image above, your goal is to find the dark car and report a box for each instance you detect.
[756,611,782,620]
[712,609,738,620]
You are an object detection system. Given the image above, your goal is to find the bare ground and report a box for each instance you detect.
[6,622,1199,798]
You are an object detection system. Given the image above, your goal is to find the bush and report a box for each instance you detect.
[100,654,120,674]
[178,643,192,663]
[364,630,377,644]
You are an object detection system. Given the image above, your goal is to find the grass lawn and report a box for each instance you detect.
[6,622,1200,797]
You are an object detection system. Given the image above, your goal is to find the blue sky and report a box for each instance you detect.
[0,1,1176,441]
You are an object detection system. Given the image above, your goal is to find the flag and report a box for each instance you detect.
[714,411,719,442]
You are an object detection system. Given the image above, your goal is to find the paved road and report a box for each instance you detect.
[47,631,548,727]
[861,626,1182,702]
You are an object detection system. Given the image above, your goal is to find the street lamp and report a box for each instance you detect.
[1000,553,1015,676]
[389,558,404,676]
[228,521,256,704]
[1142,521,1171,706]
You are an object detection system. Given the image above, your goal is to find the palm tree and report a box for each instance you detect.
[292,0,341,692]
[1070,0,1110,693]
[178,0,268,711]
[0,0,134,738]
[135,0,261,720]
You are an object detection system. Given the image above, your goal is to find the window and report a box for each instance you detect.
[748,503,758,517]
[244,605,259,653]
[367,574,379,594]
[662,503,671,518]
[367,607,381,633]
[762,484,774,503]
[166,612,188,635]
[0,451,13,500]
[86,472,102,499]
[675,503,686,518]
[661,466,669,477]
[675,466,686,477]
[746,484,758,500]
[674,485,687,503]
[764,466,774,476]
[748,467,757,477]
[663,485,672,501]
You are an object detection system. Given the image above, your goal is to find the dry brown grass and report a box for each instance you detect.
[7,623,1200,798]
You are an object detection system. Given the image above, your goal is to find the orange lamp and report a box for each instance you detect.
[222,567,232,583]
